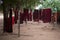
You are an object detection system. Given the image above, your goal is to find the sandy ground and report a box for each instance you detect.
[0,14,60,40]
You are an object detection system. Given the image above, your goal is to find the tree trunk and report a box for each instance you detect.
[3,0,8,32]
[3,0,13,33]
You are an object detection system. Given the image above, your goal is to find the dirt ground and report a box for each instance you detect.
[0,14,60,40]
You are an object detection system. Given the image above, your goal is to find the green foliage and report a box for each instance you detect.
[41,0,60,12]
[18,0,40,9]
[1,0,40,10]
[4,0,18,7]
[0,5,3,11]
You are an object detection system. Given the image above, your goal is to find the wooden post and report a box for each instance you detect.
[18,10,20,37]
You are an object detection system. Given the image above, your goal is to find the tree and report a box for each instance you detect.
[41,0,60,12]
[3,0,41,33]
[3,0,19,32]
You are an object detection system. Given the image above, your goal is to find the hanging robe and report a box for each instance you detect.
[42,8,51,23]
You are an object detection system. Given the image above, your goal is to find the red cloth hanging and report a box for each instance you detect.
[12,16,15,25]
[29,13,32,21]
[33,10,39,22]
[28,9,32,21]
[42,8,51,23]
[8,17,15,26]
[14,9,18,23]
[6,17,14,32]
[20,12,24,24]
[24,8,29,21]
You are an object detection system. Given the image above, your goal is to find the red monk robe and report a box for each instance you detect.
[7,8,13,33]
[12,17,15,24]
[42,8,51,23]
[14,8,18,24]
[20,11,24,24]
[33,9,39,22]
[28,9,32,21]
[23,8,29,21]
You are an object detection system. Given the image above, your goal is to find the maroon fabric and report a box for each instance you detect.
[20,12,24,24]
[42,8,51,23]
[24,9,29,21]
[4,9,13,33]
[6,17,14,32]
[8,17,14,26]
[28,10,32,21]
[29,13,32,21]
[14,9,18,23]
[12,17,15,25]
[33,10,39,21]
